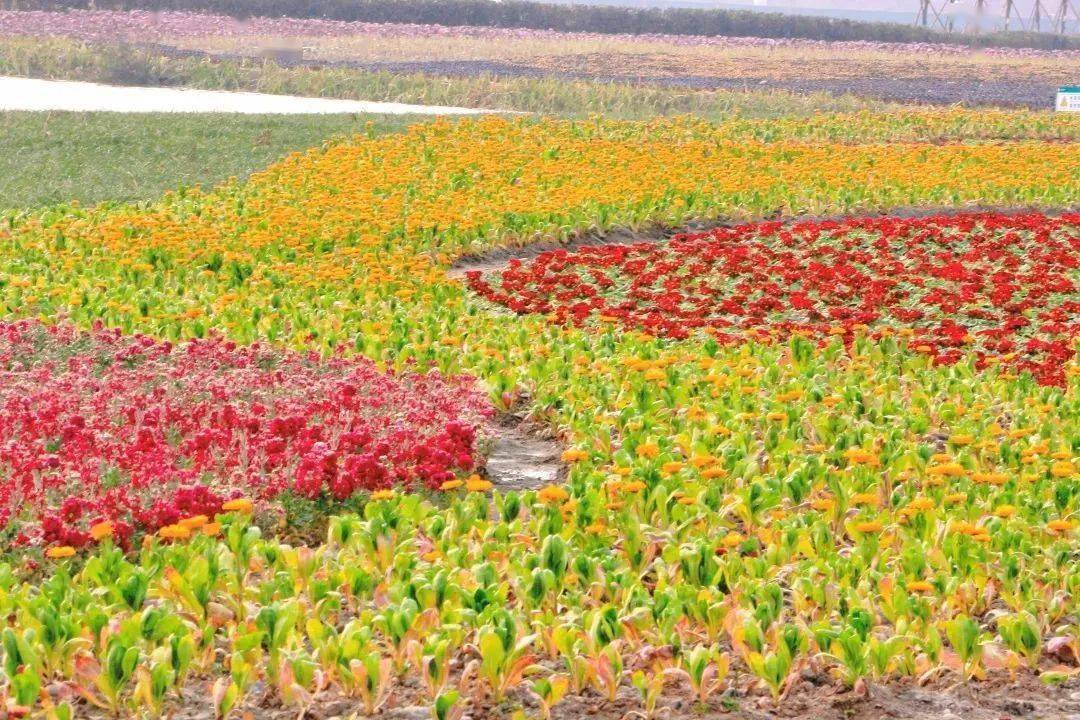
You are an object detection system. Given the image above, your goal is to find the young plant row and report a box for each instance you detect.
[4,477,1076,719]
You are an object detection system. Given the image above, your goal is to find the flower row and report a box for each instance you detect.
[467,211,1079,385]
[0,320,490,550]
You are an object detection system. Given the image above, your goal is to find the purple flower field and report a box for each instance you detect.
[0,9,1075,57]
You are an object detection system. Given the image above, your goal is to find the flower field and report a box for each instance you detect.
[2,9,1074,57]
[0,114,1076,718]
[467,212,1079,385]
[0,320,489,550]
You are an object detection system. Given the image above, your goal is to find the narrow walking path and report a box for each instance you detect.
[0,75,502,114]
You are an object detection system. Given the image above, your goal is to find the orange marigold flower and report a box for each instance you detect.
[180,515,209,530]
[440,479,464,490]
[1050,461,1075,478]
[690,454,715,468]
[722,532,744,548]
[89,521,114,541]
[222,498,253,513]
[843,448,877,465]
[465,476,493,492]
[538,485,570,504]
[636,443,660,459]
[159,524,191,541]
[45,546,76,559]
[907,497,934,511]
[906,580,934,593]
[927,462,966,477]
[851,492,879,507]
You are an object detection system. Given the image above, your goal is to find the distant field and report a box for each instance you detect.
[2,10,1076,107]
[0,111,425,208]
[0,36,898,119]
[9,0,1079,48]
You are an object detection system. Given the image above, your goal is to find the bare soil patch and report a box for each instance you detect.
[480,413,565,490]
[155,666,1080,720]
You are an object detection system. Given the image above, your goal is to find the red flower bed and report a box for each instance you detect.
[0,321,492,549]
[467,211,1078,385]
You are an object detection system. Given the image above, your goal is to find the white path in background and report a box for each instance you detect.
[0,76,501,114]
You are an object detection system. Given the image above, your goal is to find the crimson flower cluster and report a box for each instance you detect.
[467,212,1078,385]
[0,320,492,549]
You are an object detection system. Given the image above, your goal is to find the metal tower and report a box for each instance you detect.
[1053,0,1079,32]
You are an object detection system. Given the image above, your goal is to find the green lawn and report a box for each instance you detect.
[0,111,428,209]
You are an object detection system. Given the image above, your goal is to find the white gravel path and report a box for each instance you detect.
[0,76,500,114]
